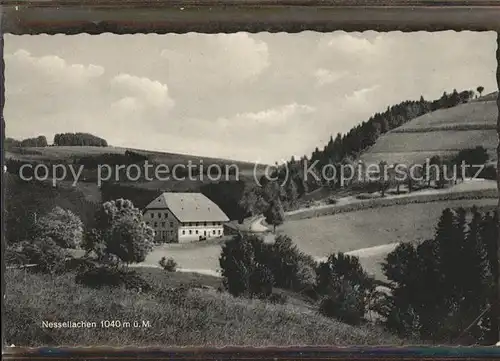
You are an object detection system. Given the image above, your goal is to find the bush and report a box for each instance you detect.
[262,235,317,293]
[35,207,84,249]
[453,147,489,174]
[220,234,261,297]
[10,238,69,274]
[5,245,28,266]
[319,280,367,325]
[264,199,285,232]
[159,257,178,272]
[220,233,319,300]
[63,257,98,273]
[369,286,422,339]
[268,292,288,305]
[315,253,375,324]
[75,265,152,292]
[249,264,274,298]
[350,181,381,193]
[326,197,337,205]
[85,199,155,265]
[315,253,374,295]
[103,217,153,264]
[356,193,380,200]
[294,258,317,295]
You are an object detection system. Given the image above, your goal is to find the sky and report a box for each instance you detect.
[4,31,498,164]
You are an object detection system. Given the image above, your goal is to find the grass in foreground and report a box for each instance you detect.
[5,268,402,347]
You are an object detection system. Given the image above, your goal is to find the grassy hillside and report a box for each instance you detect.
[394,97,497,131]
[360,92,498,166]
[6,145,265,176]
[279,183,498,280]
[5,268,401,347]
[4,173,100,242]
[5,144,266,224]
[280,198,496,271]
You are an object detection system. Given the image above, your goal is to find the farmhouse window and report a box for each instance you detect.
[162,222,166,227]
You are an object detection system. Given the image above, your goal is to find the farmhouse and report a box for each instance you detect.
[144,192,229,243]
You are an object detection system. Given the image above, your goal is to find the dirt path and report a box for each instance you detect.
[286,179,497,218]
[249,216,270,233]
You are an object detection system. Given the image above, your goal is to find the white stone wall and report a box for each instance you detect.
[178,222,225,243]
[144,208,180,243]
[144,209,225,243]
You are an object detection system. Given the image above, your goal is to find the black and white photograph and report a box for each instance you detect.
[3,30,500,347]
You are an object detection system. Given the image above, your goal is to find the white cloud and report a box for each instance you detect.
[4,49,175,143]
[160,33,269,89]
[5,49,104,86]
[154,103,317,163]
[314,68,347,86]
[221,103,315,127]
[319,32,376,54]
[346,85,381,103]
[110,97,143,112]
[110,73,174,109]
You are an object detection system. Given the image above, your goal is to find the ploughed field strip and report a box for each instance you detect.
[360,97,498,166]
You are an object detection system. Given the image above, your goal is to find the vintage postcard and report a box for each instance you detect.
[3,30,499,348]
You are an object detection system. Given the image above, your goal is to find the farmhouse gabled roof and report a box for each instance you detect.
[145,192,229,223]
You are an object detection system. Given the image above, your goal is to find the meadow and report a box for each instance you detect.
[4,268,401,347]
[140,187,498,279]
[359,96,497,166]
[366,130,496,154]
[281,198,497,253]
[395,99,497,131]
[281,198,497,278]
[7,145,265,175]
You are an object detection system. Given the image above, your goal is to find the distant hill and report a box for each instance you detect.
[5,145,265,173]
[360,92,498,166]
[5,145,268,189]
[306,88,478,169]
[4,145,269,231]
